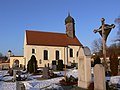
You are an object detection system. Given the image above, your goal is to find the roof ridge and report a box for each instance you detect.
[26,30,65,35]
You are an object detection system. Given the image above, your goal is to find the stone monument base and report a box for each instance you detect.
[78,81,90,89]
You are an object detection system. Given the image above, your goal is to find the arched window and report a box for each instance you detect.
[32,49,35,54]
[44,50,48,60]
[56,50,59,60]
[70,48,73,57]
[14,59,19,67]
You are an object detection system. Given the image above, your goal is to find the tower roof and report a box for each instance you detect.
[8,50,11,52]
[65,13,75,24]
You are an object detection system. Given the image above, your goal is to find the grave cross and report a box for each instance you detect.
[93,18,115,71]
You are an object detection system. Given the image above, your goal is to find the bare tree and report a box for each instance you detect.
[115,16,120,42]
[91,38,102,54]
[107,43,120,56]
[0,52,2,57]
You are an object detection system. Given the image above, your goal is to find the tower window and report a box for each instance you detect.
[44,50,48,60]
[70,48,73,57]
[32,49,35,54]
[56,50,59,60]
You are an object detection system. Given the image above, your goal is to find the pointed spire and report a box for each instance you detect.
[65,12,74,24]
[68,11,70,16]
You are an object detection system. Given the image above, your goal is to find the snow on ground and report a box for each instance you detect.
[23,77,64,90]
[0,81,16,90]
[110,76,120,84]
[22,69,78,90]
[54,68,78,78]
[0,70,9,76]
[1,69,120,90]
[66,69,78,78]
[2,76,14,81]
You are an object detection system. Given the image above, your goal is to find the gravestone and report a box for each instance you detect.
[16,81,25,90]
[52,60,57,71]
[52,65,57,71]
[42,66,50,79]
[78,47,91,89]
[94,64,106,90]
[13,70,16,81]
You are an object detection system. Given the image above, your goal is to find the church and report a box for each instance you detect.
[24,13,83,68]
[10,14,83,68]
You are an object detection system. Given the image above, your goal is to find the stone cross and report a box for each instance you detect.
[93,18,115,71]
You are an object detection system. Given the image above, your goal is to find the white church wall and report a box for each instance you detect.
[67,45,80,64]
[24,44,80,67]
[24,45,64,67]
[10,56,24,68]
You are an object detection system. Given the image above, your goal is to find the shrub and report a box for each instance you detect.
[59,75,78,85]
[27,55,37,73]
[110,53,119,76]
[94,55,101,67]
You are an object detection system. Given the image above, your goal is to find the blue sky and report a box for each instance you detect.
[0,0,120,56]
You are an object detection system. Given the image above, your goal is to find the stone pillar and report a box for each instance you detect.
[78,47,91,89]
[94,64,106,90]
[13,70,16,81]
[16,81,25,90]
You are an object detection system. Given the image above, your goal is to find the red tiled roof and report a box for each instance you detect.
[10,56,24,57]
[26,30,82,47]
[2,60,10,63]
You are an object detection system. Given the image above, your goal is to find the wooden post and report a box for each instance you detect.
[64,64,66,81]
[64,47,68,81]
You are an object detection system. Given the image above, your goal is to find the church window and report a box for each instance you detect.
[44,50,48,60]
[56,50,59,60]
[77,51,79,57]
[39,59,42,64]
[70,48,73,57]
[32,49,35,54]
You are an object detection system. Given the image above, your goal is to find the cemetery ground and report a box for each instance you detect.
[0,68,120,90]
[0,68,79,90]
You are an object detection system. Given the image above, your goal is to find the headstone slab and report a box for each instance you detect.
[94,64,106,90]
[78,47,91,89]
[83,46,91,56]
[43,67,50,79]
[52,65,57,71]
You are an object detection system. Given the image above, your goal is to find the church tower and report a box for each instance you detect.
[8,50,11,60]
[65,13,75,38]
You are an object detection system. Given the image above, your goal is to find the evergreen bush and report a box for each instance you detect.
[94,55,101,67]
[27,55,37,73]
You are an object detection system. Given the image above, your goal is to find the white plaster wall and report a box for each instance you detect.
[10,56,24,68]
[67,45,80,64]
[24,45,80,67]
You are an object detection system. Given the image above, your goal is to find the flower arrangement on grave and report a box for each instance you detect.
[59,75,78,85]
